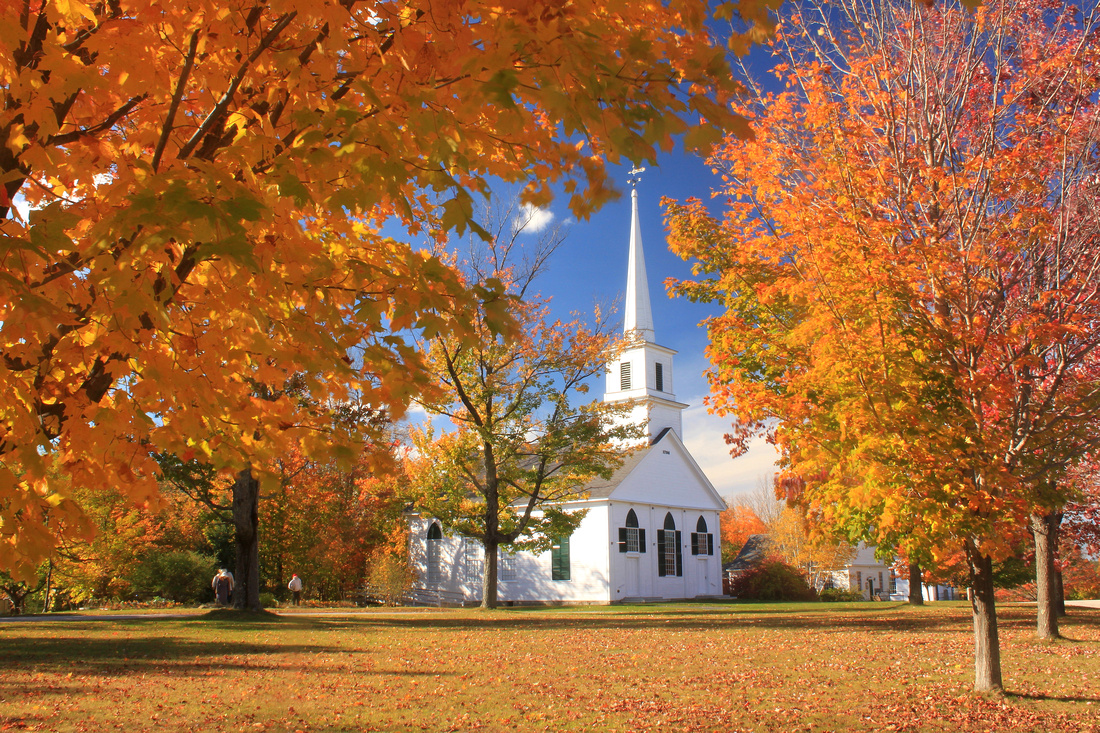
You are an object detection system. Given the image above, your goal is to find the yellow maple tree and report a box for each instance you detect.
[0,0,758,580]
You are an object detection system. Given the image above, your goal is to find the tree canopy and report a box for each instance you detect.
[0,0,747,579]
[666,0,1100,691]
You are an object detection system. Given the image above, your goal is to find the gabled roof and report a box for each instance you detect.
[576,428,727,512]
[723,534,770,573]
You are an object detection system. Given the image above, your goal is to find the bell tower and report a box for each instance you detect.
[603,168,688,439]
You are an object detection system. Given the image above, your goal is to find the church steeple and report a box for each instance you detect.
[624,186,655,342]
[604,169,689,440]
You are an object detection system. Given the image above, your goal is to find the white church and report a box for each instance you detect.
[407,182,728,605]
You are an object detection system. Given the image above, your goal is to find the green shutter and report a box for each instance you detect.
[552,535,571,581]
[690,532,699,556]
[618,527,627,553]
[639,528,646,552]
[707,533,715,556]
[656,529,666,576]
[675,531,683,576]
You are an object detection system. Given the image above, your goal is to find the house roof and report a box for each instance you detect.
[723,534,770,573]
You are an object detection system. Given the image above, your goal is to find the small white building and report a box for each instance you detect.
[408,183,727,605]
[816,544,959,601]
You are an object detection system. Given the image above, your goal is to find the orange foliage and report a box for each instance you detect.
[0,0,752,579]
[719,505,767,562]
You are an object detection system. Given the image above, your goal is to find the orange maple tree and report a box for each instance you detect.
[666,0,1100,692]
[0,0,756,581]
[719,505,767,563]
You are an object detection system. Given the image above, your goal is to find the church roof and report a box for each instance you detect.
[579,428,672,500]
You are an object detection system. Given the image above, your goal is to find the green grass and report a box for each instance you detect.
[0,601,1097,732]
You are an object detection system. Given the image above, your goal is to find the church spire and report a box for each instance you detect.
[624,167,655,342]
[603,167,688,440]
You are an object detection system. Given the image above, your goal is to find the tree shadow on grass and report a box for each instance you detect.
[316,610,976,635]
[1008,692,1100,703]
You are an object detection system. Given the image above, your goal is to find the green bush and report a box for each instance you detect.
[729,561,817,602]
[258,592,278,608]
[129,550,215,603]
[818,587,866,602]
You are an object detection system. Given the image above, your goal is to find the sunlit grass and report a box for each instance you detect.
[1,602,1096,732]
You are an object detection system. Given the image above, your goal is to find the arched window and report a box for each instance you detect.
[657,512,682,577]
[618,509,645,553]
[427,522,442,585]
[691,515,714,557]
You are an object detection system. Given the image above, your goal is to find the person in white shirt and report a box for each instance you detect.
[288,574,303,606]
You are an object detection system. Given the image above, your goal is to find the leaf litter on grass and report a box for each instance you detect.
[0,603,1096,731]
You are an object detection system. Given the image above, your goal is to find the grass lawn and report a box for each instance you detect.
[0,601,1096,732]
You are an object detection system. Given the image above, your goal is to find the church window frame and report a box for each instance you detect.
[656,512,683,577]
[464,537,483,585]
[618,509,646,553]
[499,550,517,581]
[690,516,714,556]
[427,522,443,586]
[551,534,571,581]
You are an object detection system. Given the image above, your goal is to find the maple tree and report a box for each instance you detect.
[666,0,1100,692]
[719,504,767,563]
[409,201,644,608]
[765,505,855,591]
[0,0,753,582]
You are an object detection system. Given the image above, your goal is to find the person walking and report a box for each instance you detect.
[288,574,303,606]
[212,569,234,606]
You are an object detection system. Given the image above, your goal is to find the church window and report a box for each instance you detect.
[655,362,664,392]
[464,538,483,585]
[499,551,517,581]
[618,509,646,553]
[551,535,571,581]
[620,362,632,390]
[889,569,897,594]
[657,513,683,577]
[427,523,443,585]
[690,516,714,556]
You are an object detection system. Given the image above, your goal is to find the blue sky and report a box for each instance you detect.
[516,151,780,502]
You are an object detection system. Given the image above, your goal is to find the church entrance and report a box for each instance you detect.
[696,559,709,596]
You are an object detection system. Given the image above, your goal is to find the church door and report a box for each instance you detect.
[625,555,641,597]
[696,559,709,596]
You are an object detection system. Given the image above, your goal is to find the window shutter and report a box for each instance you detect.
[552,536,571,581]
[656,529,666,576]
[618,527,627,553]
[638,528,646,553]
[675,531,683,576]
[689,533,698,556]
[707,533,715,556]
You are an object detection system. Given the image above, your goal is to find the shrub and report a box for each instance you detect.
[730,561,817,602]
[129,550,215,603]
[363,553,415,606]
[258,592,278,608]
[819,587,866,602]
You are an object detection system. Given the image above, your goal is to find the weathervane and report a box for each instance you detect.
[627,165,646,189]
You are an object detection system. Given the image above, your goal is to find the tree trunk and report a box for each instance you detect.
[232,468,262,612]
[481,539,498,609]
[966,541,1003,693]
[1055,567,1066,617]
[908,562,924,606]
[1030,511,1060,640]
[43,559,53,614]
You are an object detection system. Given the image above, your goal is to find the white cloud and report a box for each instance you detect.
[515,203,554,234]
[680,402,779,500]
